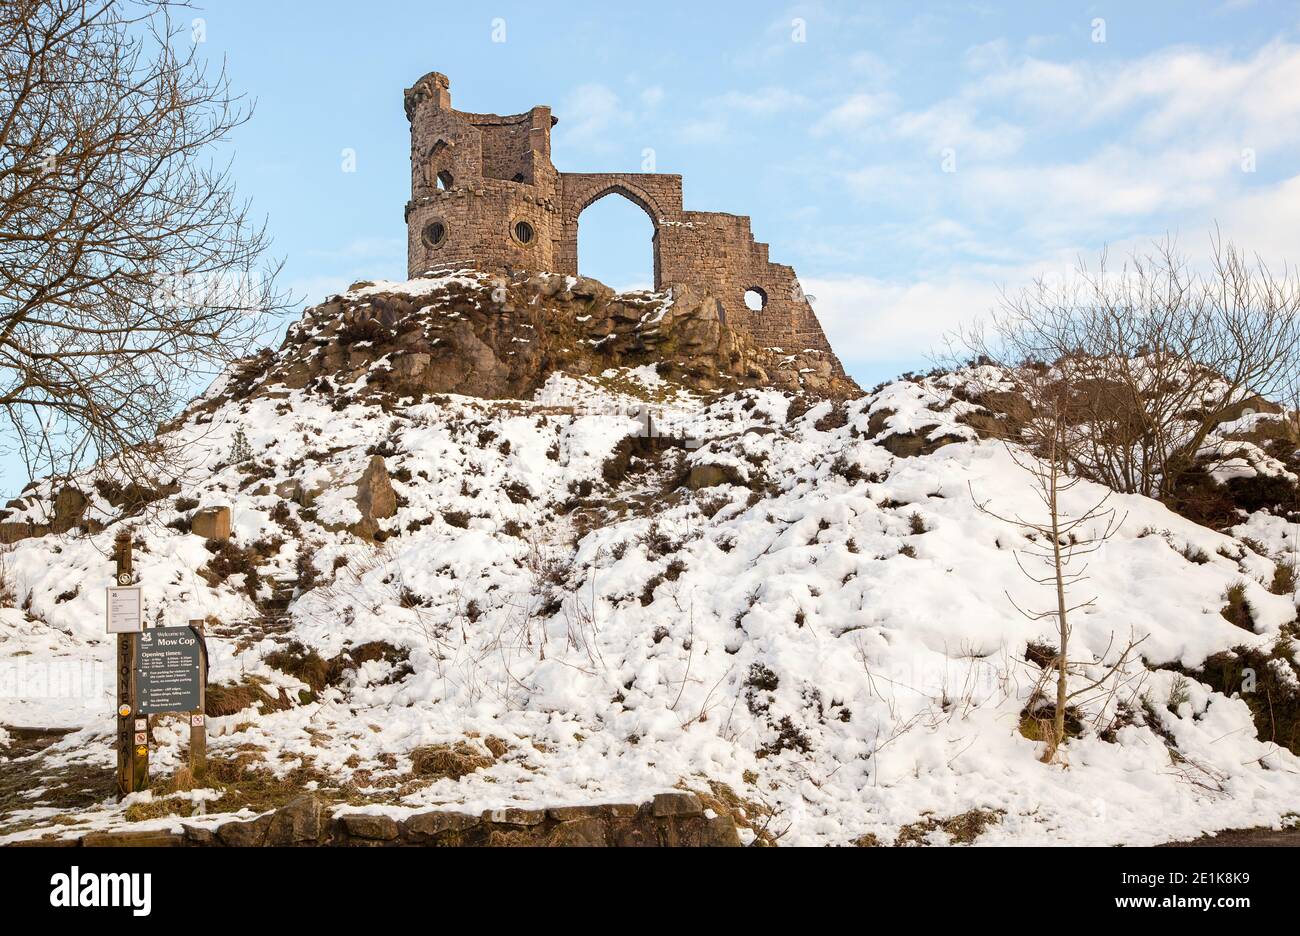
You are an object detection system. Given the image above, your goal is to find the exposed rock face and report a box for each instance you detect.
[208,272,858,412]
[0,519,42,545]
[50,487,88,534]
[190,506,231,541]
[0,485,87,543]
[352,455,397,540]
[682,463,746,490]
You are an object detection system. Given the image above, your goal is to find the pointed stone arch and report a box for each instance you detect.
[579,182,660,224]
[575,186,659,288]
[422,139,454,191]
[558,173,684,288]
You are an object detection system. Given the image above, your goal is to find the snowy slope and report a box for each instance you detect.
[2,296,1300,845]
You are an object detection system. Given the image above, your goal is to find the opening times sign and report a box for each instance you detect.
[135,627,202,714]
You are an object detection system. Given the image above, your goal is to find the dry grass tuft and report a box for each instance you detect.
[895,808,1004,846]
[409,741,495,780]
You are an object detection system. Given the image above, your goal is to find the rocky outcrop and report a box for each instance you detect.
[0,485,88,543]
[0,519,42,545]
[206,272,858,413]
[351,456,396,541]
[190,506,231,540]
[50,487,89,534]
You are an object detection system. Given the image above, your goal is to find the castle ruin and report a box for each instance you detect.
[403,71,842,370]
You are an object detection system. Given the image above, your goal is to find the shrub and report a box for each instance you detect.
[1224,473,1300,516]
[1167,674,1192,712]
[1221,582,1256,631]
[199,540,263,599]
[229,428,252,464]
[1271,561,1297,596]
[336,317,386,346]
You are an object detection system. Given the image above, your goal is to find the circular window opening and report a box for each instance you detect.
[513,220,535,245]
[422,220,447,249]
[744,287,768,311]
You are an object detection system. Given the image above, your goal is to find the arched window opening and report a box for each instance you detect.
[436,170,453,191]
[577,191,656,292]
[744,287,768,312]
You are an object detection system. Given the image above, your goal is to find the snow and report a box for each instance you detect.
[2,362,1299,845]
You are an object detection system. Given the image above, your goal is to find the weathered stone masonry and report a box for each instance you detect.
[404,71,843,372]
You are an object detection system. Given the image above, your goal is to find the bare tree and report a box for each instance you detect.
[960,233,1300,501]
[971,411,1143,760]
[0,1,291,485]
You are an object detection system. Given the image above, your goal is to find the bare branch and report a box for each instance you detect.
[0,1,295,486]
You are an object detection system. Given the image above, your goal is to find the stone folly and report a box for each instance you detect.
[403,71,844,374]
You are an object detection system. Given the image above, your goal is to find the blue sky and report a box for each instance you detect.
[9,0,1300,493]
[198,0,1300,384]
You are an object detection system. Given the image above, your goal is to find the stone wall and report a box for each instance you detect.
[406,179,560,279]
[403,71,844,374]
[9,793,742,848]
[659,210,836,357]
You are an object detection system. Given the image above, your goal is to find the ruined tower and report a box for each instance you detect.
[404,71,842,370]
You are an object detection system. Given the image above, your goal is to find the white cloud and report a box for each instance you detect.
[708,87,810,115]
[973,57,1088,113]
[824,39,1300,254]
[804,273,1003,367]
[962,41,1300,153]
[817,40,1300,180]
[846,50,895,83]
[1220,172,1300,265]
[677,119,727,145]
[288,274,356,306]
[811,92,894,136]
[558,83,627,146]
[794,37,1300,382]
[807,171,1300,377]
[304,237,405,262]
[954,146,1224,231]
[891,100,1025,159]
[963,38,1010,72]
[674,87,809,146]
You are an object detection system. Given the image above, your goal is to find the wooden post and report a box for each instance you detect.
[188,618,207,779]
[114,618,133,801]
[114,531,148,799]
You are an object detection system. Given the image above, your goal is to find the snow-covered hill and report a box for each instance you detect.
[2,275,1299,846]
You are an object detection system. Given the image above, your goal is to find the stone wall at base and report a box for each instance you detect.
[9,793,743,848]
